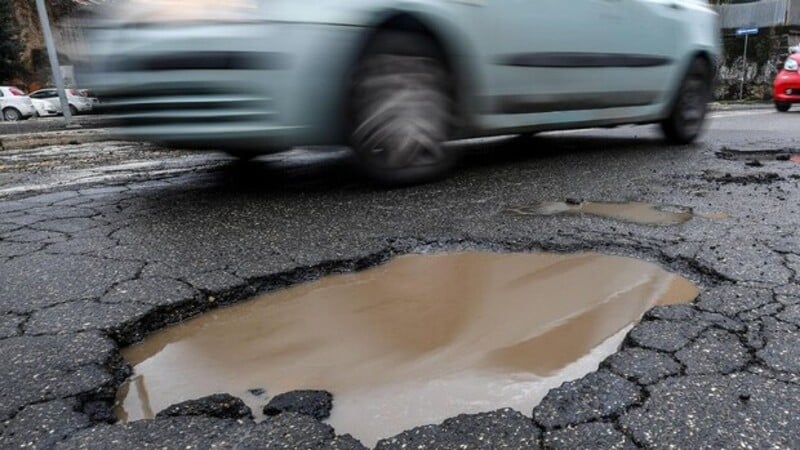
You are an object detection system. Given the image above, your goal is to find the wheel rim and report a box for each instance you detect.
[676,75,708,137]
[352,54,451,170]
[4,109,19,121]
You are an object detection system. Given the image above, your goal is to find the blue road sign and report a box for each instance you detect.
[736,27,759,37]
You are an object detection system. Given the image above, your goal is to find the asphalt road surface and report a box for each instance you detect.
[2,107,800,448]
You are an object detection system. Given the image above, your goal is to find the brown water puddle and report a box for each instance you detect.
[116,252,698,446]
[507,201,729,225]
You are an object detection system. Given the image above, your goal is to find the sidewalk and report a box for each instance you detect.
[0,127,111,150]
[708,101,774,111]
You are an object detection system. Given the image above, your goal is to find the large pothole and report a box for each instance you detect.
[115,251,698,446]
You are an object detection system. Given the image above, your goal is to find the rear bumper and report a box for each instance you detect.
[82,22,361,150]
[72,101,94,112]
[15,103,36,118]
[773,71,800,103]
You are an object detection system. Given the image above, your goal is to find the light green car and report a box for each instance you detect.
[83,0,720,184]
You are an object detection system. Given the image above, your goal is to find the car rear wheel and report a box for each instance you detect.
[69,105,78,116]
[775,102,791,112]
[661,58,712,145]
[3,108,21,122]
[350,32,456,185]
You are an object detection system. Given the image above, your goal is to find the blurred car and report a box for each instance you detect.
[31,97,62,117]
[773,53,800,112]
[29,88,95,116]
[82,0,720,184]
[0,86,35,121]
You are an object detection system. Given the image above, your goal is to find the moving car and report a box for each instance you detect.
[28,88,95,116]
[774,52,800,112]
[0,86,36,121]
[82,0,720,184]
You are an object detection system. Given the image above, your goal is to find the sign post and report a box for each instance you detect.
[35,0,73,127]
[736,27,759,100]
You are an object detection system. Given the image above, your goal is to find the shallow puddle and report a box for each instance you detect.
[116,252,698,446]
[507,201,727,225]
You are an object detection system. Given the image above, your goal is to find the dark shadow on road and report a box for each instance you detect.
[122,130,700,216]
[199,132,691,195]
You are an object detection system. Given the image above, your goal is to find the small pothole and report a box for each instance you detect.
[115,251,698,446]
[506,201,728,225]
[715,147,799,162]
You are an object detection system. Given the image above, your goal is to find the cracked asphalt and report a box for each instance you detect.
[2,107,800,449]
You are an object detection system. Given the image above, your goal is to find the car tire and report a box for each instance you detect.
[775,102,791,112]
[69,105,79,116]
[660,58,712,145]
[350,32,456,185]
[3,108,21,121]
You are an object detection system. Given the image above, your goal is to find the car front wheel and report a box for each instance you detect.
[350,32,456,185]
[775,102,791,112]
[661,58,712,145]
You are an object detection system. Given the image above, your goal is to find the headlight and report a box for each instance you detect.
[785,58,799,72]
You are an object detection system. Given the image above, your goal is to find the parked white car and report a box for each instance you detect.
[29,88,95,116]
[31,98,63,117]
[0,86,36,121]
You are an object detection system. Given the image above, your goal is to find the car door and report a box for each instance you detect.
[599,0,680,102]
[472,0,677,127]
[44,90,62,109]
[474,0,613,118]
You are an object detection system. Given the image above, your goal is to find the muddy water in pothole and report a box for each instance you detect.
[507,201,728,225]
[116,252,698,446]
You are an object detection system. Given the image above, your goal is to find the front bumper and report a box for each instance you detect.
[773,70,800,103]
[18,103,35,118]
[82,22,361,150]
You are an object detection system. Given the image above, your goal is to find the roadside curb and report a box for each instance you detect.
[708,102,773,111]
[0,128,112,150]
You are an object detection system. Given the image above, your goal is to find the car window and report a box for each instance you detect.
[30,92,42,98]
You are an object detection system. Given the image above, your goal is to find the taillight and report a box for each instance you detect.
[69,89,79,96]
[9,88,25,96]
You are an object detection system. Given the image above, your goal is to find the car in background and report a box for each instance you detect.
[774,52,800,112]
[31,96,63,117]
[83,89,101,109]
[0,86,36,121]
[83,0,720,184]
[29,88,95,116]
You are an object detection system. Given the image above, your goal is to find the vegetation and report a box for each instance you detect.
[0,1,23,83]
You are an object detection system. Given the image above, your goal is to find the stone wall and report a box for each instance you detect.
[4,0,80,89]
[715,27,800,100]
